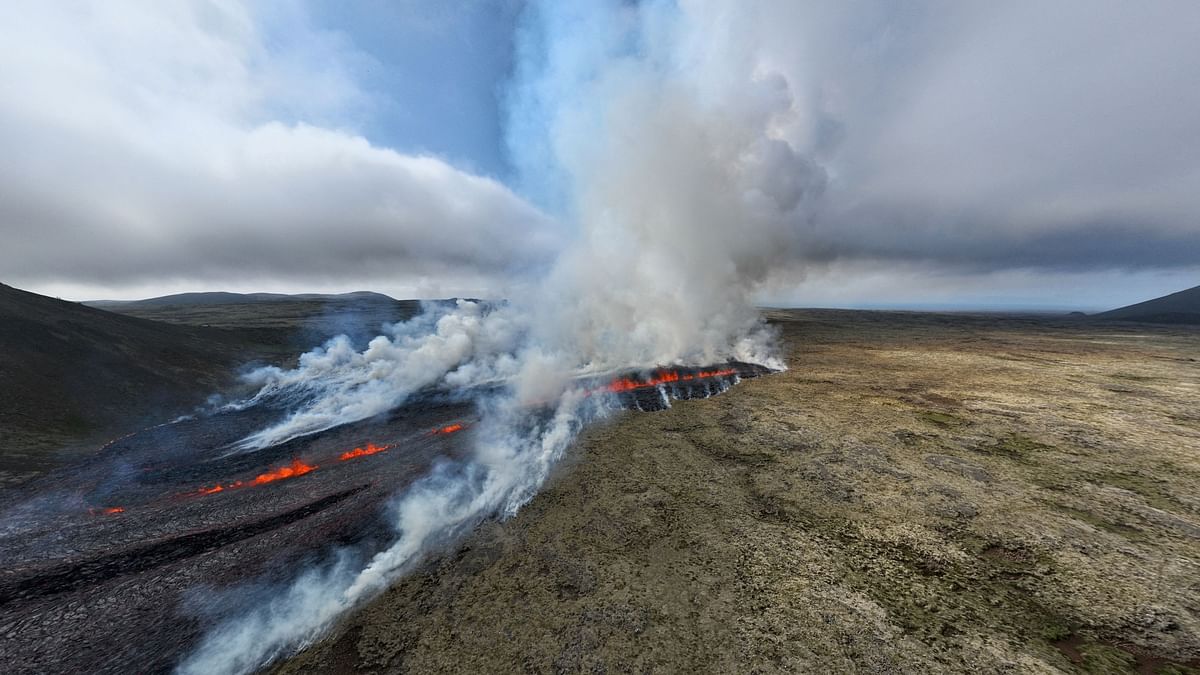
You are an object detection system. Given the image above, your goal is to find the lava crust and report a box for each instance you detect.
[0,363,766,673]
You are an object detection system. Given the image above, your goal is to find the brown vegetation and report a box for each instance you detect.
[280,309,1200,674]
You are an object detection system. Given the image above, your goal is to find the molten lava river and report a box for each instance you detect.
[0,362,768,673]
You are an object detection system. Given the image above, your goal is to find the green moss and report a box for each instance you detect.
[1077,641,1137,672]
[1094,471,1184,512]
[1039,622,1074,642]
[1152,662,1200,672]
[916,410,968,428]
[830,530,1075,667]
[1156,665,1200,675]
[974,434,1052,461]
[1110,372,1157,382]
[1048,502,1148,541]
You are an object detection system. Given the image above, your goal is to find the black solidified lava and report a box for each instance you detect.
[0,362,771,674]
[0,486,367,606]
[0,396,475,675]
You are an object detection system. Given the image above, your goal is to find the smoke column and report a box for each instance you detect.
[180,1,824,672]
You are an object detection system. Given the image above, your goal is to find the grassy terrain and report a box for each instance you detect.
[278,310,1200,674]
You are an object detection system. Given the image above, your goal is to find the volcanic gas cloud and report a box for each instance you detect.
[180,0,812,671]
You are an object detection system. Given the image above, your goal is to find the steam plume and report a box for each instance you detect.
[181,2,821,672]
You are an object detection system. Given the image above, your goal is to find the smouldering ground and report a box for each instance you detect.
[280,310,1200,674]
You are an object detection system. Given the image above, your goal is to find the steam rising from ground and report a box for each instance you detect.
[183,392,590,674]
[182,2,816,672]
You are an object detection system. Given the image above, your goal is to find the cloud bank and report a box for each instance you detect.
[0,1,558,296]
[1,0,1198,306]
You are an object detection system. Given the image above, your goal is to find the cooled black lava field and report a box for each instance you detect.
[0,387,479,673]
[0,364,765,673]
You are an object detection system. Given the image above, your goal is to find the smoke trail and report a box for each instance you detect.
[233,300,527,450]
[180,391,596,674]
[182,1,824,671]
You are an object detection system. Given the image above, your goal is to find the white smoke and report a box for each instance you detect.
[180,391,595,675]
[182,1,822,671]
[235,300,528,449]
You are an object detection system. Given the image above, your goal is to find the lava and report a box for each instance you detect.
[605,367,738,393]
[89,506,125,516]
[339,443,391,461]
[186,429,465,500]
[190,459,315,497]
[251,458,316,485]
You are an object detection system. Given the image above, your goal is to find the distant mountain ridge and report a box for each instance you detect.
[84,290,429,357]
[1095,284,1200,324]
[87,290,396,309]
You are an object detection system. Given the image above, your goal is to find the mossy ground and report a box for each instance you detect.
[280,310,1200,674]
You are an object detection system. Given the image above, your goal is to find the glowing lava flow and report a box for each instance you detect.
[339,443,391,461]
[189,424,466,499]
[604,367,738,393]
[192,458,315,496]
[251,458,316,485]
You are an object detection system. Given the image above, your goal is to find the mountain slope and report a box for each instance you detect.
[0,283,250,480]
[86,291,422,349]
[87,290,396,309]
[1095,284,1200,324]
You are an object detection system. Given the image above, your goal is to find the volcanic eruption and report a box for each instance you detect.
[0,1,819,672]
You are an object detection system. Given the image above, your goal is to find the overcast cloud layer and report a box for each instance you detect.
[0,1,558,298]
[1,1,1198,307]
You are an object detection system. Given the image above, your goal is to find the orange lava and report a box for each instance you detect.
[192,480,244,497]
[191,458,316,497]
[432,423,464,435]
[339,442,391,461]
[251,458,316,485]
[605,367,737,393]
[104,507,124,515]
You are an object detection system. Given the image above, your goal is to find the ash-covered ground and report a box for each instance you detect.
[0,354,764,674]
[4,303,1198,675]
[278,310,1200,674]
[0,389,475,673]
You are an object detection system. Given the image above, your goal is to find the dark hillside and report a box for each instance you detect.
[0,283,250,481]
[1095,284,1200,324]
[3,286,427,484]
[87,291,422,350]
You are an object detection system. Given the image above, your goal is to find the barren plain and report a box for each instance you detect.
[280,310,1200,674]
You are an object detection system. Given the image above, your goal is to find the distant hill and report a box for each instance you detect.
[88,290,395,309]
[0,283,253,480]
[1095,284,1200,324]
[87,291,425,350]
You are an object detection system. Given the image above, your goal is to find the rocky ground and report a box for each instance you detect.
[279,310,1200,674]
[0,392,475,674]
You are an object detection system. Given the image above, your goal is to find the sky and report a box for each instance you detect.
[1,0,1198,311]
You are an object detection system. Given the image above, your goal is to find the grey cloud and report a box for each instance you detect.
[0,2,559,294]
[710,1,1200,274]
[2,0,1198,303]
